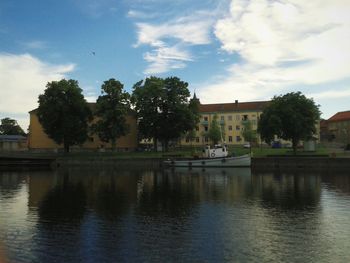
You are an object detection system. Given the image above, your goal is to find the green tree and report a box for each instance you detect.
[132,76,199,151]
[37,79,92,153]
[93,79,130,150]
[0,118,26,135]
[258,92,320,154]
[242,120,257,145]
[208,114,222,144]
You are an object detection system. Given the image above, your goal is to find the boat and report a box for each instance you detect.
[163,144,251,167]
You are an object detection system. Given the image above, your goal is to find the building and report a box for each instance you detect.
[28,105,138,152]
[327,111,350,145]
[0,135,27,151]
[181,100,269,146]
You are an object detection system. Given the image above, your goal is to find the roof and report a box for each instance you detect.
[328,111,350,122]
[199,101,269,113]
[0,135,27,142]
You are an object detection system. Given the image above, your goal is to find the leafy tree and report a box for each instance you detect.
[132,76,199,151]
[0,118,26,136]
[208,114,222,144]
[258,92,320,154]
[37,79,92,153]
[242,120,257,145]
[93,79,130,150]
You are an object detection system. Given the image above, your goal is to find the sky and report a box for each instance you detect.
[1,0,350,130]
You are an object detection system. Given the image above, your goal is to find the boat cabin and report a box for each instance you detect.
[202,144,228,158]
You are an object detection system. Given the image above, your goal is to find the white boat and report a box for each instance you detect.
[163,145,251,167]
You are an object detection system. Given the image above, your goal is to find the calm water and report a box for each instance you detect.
[0,167,350,263]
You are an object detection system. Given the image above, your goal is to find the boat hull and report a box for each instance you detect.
[163,154,251,167]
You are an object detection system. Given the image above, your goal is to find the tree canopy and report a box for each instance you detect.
[37,79,92,152]
[131,76,200,151]
[258,92,320,154]
[93,78,130,150]
[207,114,222,145]
[242,120,257,145]
[0,118,26,136]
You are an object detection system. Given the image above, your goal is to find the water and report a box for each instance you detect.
[0,167,350,262]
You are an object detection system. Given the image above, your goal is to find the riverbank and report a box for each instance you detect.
[1,147,349,171]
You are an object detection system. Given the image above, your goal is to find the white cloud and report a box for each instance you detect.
[199,0,350,104]
[143,44,193,74]
[0,53,75,129]
[134,10,216,74]
[135,13,213,47]
[308,88,350,100]
[22,40,47,50]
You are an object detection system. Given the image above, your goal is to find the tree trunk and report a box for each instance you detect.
[111,139,116,152]
[164,140,169,152]
[292,138,298,155]
[64,141,70,153]
[153,138,157,152]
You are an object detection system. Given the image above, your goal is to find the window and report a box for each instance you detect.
[221,116,225,121]
[228,125,232,131]
[204,137,209,142]
[236,125,240,130]
[204,116,208,121]
[229,136,233,142]
[196,137,199,142]
[228,115,232,121]
[195,126,199,131]
[204,126,208,132]
[252,120,257,125]
[242,115,248,121]
[186,138,190,143]
[236,115,240,121]
[236,136,242,142]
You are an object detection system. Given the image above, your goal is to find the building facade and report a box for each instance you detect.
[28,107,138,152]
[181,100,269,146]
[327,111,350,145]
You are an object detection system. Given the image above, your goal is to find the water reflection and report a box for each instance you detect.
[0,167,349,262]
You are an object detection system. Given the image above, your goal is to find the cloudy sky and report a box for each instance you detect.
[1,0,350,129]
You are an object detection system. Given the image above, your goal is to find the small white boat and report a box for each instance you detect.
[163,145,251,167]
[163,154,251,167]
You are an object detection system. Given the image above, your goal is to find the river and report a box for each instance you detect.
[0,167,350,262]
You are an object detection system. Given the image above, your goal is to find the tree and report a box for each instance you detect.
[37,79,92,153]
[258,92,320,154]
[242,120,257,145]
[132,76,199,151]
[208,114,222,144]
[93,78,130,150]
[0,118,26,135]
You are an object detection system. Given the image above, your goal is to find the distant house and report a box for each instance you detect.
[327,111,350,144]
[0,135,27,151]
[28,104,138,152]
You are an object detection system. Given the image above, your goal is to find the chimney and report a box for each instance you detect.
[235,100,238,106]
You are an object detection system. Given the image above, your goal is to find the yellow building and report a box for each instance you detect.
[28,105,138,152]
[181,100,269,146]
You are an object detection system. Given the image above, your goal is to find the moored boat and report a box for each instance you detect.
[163,154,251,167]
[163,144,251,167]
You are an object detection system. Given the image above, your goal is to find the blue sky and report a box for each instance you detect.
[1,0,350,129]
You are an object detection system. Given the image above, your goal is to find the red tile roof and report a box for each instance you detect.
[199,101,269,113]
[328,111,350,122]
